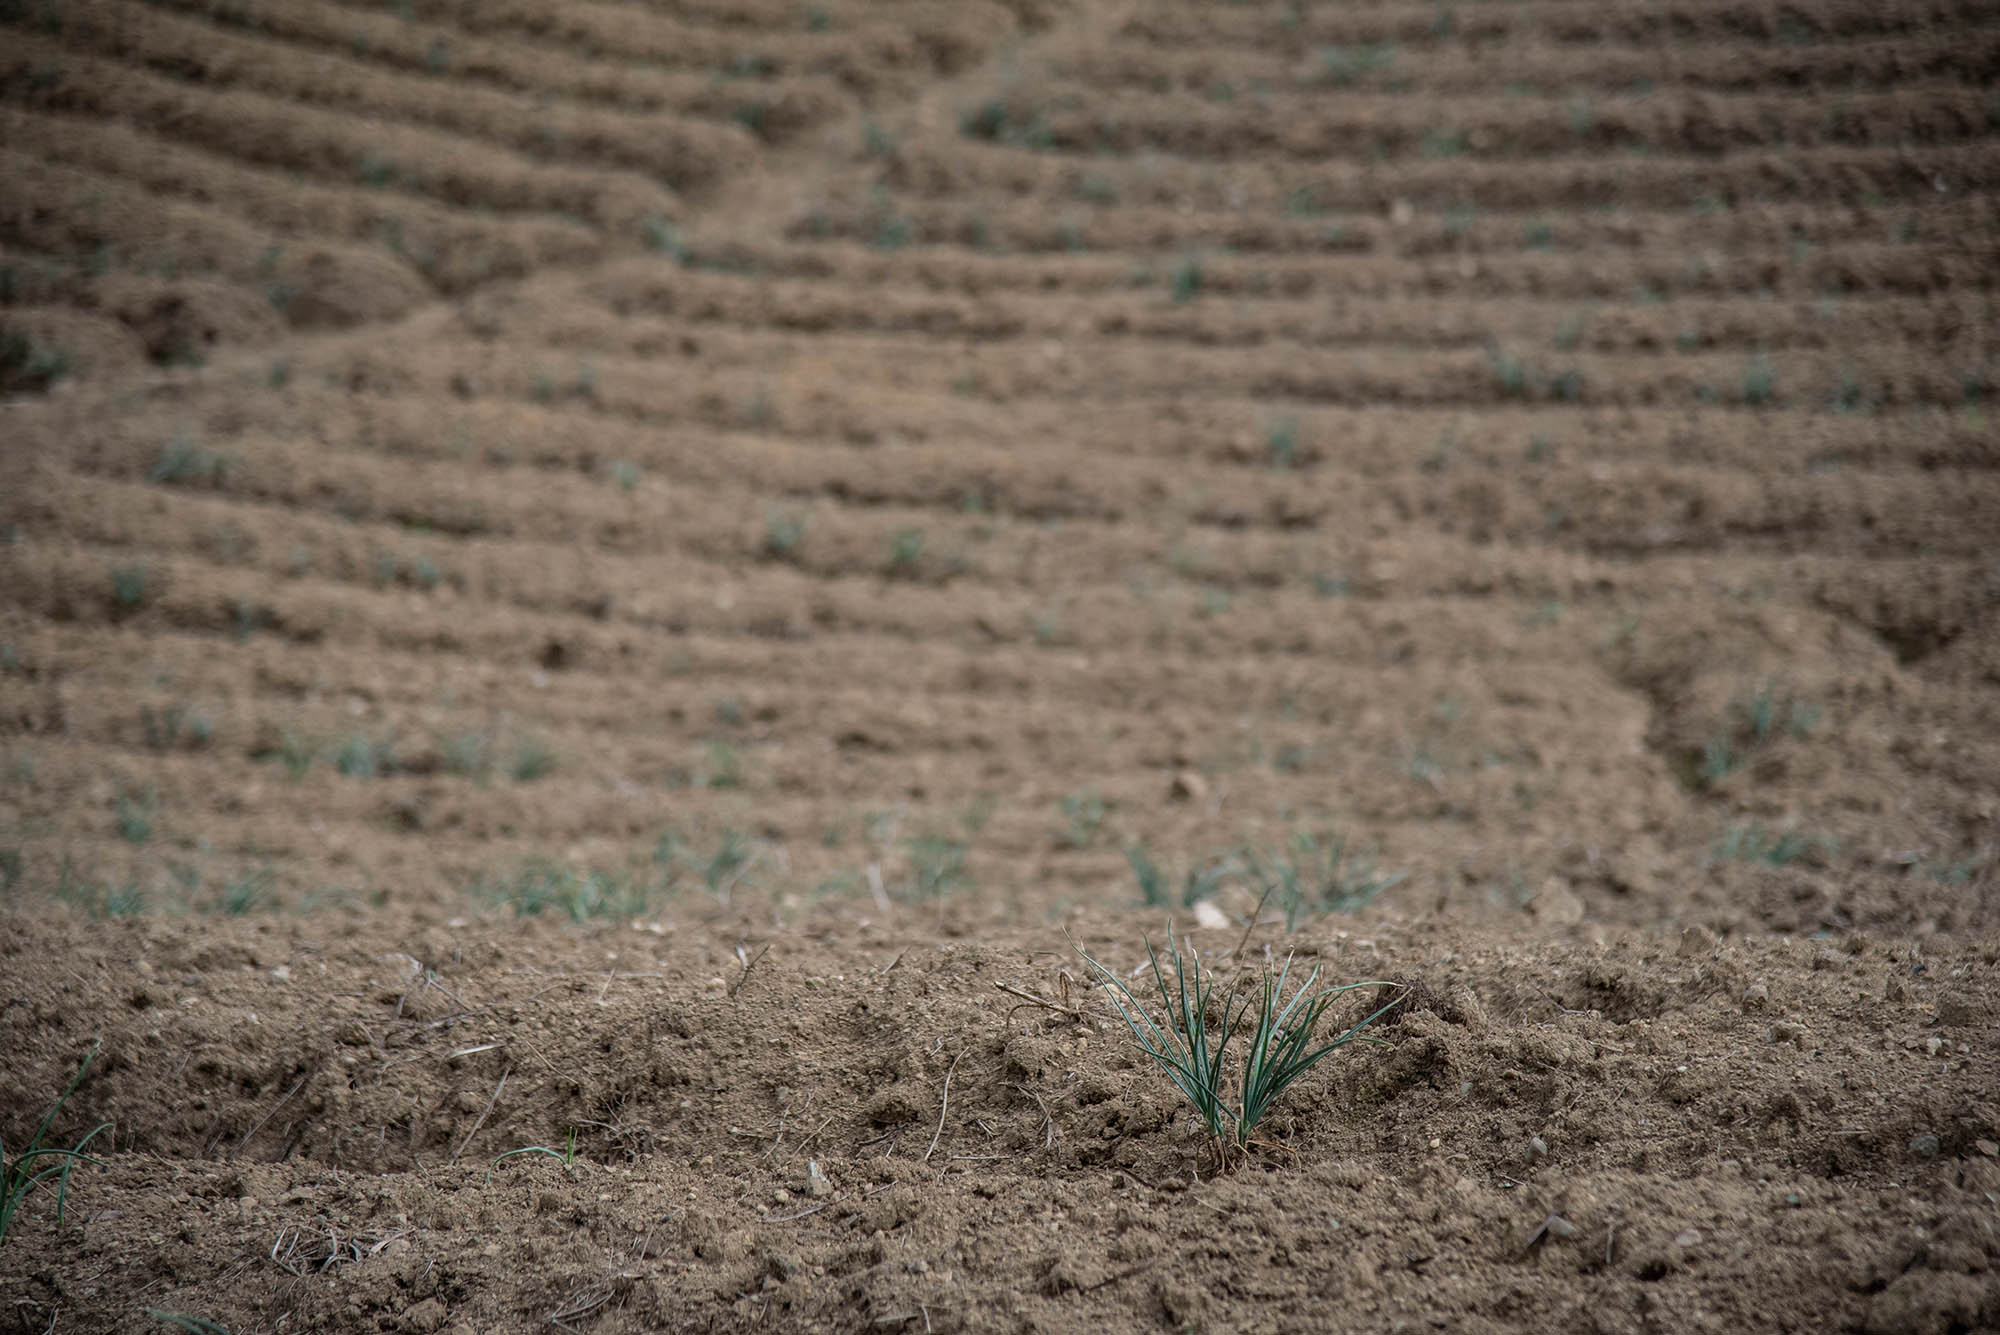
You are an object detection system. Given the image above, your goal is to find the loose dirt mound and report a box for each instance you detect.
[4,910,1997,1334]
[2,0,1997,1330]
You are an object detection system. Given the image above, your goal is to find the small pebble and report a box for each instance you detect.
[1908,1133,1942,1159]
[1975,1140,1997,1158]
[1527,1136,1548,1161]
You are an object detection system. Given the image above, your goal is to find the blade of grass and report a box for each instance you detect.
[1239,973,1401,1142]
[1,1040,112,1242]
[1074,933,1236,1144]
[485,1127,577,1184]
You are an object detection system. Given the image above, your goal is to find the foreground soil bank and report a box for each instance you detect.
[3,905,1997,1333]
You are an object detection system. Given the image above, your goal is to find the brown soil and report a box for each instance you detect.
[2,1,1997,1332]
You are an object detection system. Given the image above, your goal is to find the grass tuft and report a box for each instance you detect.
[887,527,925,574]
[1697,681,1818,788]
[1126,845,1233,909]
[54,861,146,918]
[1714,823,1836,867]
[487,1127,577,1184]
[1074,934,1397,1163]
[150,437,231,488]
[109,565,151,613]
[0,327,73,393]
[1266,416,1301,469]
[655,827,759,903]
[1239,831,1407,929]
[1741,353,1778,406]
[1057,786,1106,849]
[1168,255,1205,305]
[113,787,157,845]
[1,1041,111,1243]
[214,868,276,916]
[903,834,969,903]
[510,737,557,783]
[481,861,655,921]
[334,734,396,779]
[764,508,807,559]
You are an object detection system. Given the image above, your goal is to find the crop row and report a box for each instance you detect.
[1053,27,2000,96]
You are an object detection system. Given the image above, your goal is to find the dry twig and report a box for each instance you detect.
[993,980,1085,1021]
[449,1065,510,1167]
[922,1051,966,1163]
[728,943,772,998]
[1006,1083,1056,1150]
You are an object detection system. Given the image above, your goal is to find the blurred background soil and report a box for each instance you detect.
[1,0,1996,1331]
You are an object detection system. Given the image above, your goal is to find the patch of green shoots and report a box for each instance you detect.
[1057,786,1106,849]
[150,437,232,488]
[1168,255,1205,305]
[141,704,215,751]
[1074,934,1398,1164]
[887,527,925,574]
[486,1127,577,1184]
[655,828,759,903]
[54,860,146,918]
[1,1041,111,1243]
[277,731,316,781]
[215,868,276,916]
[903,835,969,903]
[481,861,654,922]
[114,787,157,844]
[765,508,807,559]
[698,741,741,790]
[109,565,150,612]
[334,734,395,779]
[1126,845,1234,909]
[0,327,74,393]
[1741,353,1777,406]
[440,732,489,779]
[1266,416,1301,469]
[1239,831,1407,930]
[510,737,556,783]
[1714,823,1835,867]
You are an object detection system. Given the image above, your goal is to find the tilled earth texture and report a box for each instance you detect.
[2,1,1998,1332]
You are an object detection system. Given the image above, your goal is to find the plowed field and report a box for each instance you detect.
[2,1,1997,1332]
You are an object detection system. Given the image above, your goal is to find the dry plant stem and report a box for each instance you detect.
[923,1050,966,1163]
[1229,879,1280,961]
[1007,1083,1056,1150]
[449,1065,510,1166]
[994,979,1086,1020]
[548,1284,613,1334]
[236,1071,310,1157]
[769,1199,834,1223]
[729,943,771,997]
[1081,1260,1155,1293]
